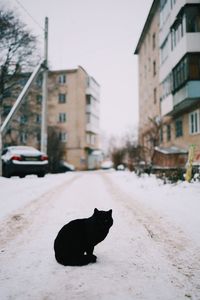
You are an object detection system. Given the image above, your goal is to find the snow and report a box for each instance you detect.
[0,173,77,220]
[0,171,200,299]
[108,171,200,246]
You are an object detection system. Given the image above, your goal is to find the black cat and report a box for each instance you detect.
[54,208,113,266]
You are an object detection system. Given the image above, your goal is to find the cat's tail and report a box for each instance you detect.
[55,254,97,266]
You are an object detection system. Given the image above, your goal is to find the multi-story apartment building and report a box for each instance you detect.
[47,66,100,170]
[134,0,161,163]
[135,0,200,167]
[2,66,101,170]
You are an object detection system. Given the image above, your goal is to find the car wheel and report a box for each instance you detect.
[37,173,45,178]
[19,174,25,178]
[3,167,11,178]
[4,172,11,178]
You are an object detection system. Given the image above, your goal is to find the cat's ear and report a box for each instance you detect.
[94,208,99,214]
[108,209,112,216]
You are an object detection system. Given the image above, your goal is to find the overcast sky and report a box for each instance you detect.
[3,0,152,136]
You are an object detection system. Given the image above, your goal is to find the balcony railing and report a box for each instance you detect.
[161,81,200,116]
[86,104,100,115]
[86,123,99,134]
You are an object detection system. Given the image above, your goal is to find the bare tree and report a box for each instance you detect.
[0,7,41,154]
[108,129,146,171]
[0,8,38,108]
[140,116,163,164]
[111,147,126,169]
[47,126,66,173]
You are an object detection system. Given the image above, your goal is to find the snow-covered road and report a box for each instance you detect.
[0,171,200,300]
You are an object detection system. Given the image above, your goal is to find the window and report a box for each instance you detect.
[58,93,66,103]
[86,133,96,145]
[36,76,43,88]
[172,56,188,92]
[152,33,156,50]
[153,61,156,76]
[171,12,184,50]
[153,88,157,104]
[185,5,200,33]
[159,127,163,143]
[189,110,200,134]
[3,105,11,116]
[162,73,173,100]
[166,124,171,141]
[86,95,91,105]
[148,57,151,72]
[91,135,96,145]
[160,0,171,27]
[86,113,99,127]
[58,74,66,84]
[20,115,28,124]
[36,95,42,104]
[20,132,28,143]
[35,114,41,124]
[58,112,66,123]
[59,132,67,142]
[172,53,200,92]
[188,54,200,80]
[19,78,28,87]
[161,36,169,63]
[175,118,183,137]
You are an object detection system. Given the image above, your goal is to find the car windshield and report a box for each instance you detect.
[10,146,35,151]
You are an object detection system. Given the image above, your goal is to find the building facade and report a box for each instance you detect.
[47,66,100,170]
[135,0,200,167]
[2,66,101,170]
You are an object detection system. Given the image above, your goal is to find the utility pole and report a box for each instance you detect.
[0,114,2,176]
[41,17,48,153]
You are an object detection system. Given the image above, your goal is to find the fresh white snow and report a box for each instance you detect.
[0,171,200,300]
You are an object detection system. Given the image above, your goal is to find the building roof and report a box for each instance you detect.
[49,68,77,74]
[155,146,188,155]
[134,0,159,54]
[49,66,100,86]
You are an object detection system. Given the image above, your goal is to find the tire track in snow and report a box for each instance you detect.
[0,173,81,248]
[101,172,200,299]
[1,171,200,300]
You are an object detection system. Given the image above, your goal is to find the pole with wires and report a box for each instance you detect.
[41,17,48,154]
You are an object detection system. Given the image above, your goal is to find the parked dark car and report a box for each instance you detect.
[2,146,49,178]
[57,160,75,173]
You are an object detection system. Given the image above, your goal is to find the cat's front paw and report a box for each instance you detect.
[90,254,97,263]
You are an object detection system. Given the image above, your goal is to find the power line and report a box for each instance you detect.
[14,0,44,31]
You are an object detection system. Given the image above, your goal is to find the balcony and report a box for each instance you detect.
[173,81,200,112]
[86,87,100,100]
[161,94,173,116]
[160,33,200,82]
[161,81,200,116]
[86,104,100,116]
[172,33,200,69]
[86,77,100,100]
[86,123,99,134]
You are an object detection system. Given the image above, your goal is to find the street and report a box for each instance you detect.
[0,171,200,300]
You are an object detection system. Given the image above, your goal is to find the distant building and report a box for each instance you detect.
[2,66,101,170]
[135,0,200,167]
[47,66,101,170]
